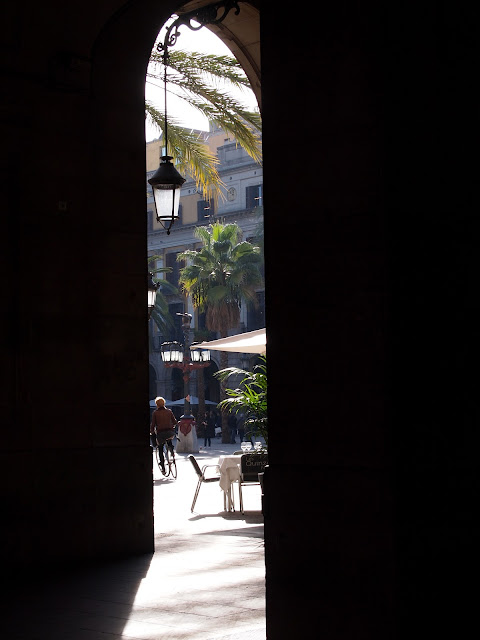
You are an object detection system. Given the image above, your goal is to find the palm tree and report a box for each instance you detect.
[178,222,263,443]
[146,48,262,199]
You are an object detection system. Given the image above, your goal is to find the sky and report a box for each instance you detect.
[144,18,258,141]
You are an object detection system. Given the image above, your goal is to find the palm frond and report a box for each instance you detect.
[185,96,262,163]
[146,48,262,172]
[193,225,215,246]
[231,241,260,260]
[145,101,225,199]
[151,50,252,90]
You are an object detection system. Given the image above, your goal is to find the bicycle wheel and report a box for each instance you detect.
[169,449,177,479]
[155,445,168,475]
[164,442,177,479]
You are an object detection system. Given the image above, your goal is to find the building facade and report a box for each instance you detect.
[146,124,264,405]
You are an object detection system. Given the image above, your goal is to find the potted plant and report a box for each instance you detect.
[215,356,268,447]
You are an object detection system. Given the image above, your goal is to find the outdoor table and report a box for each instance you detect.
[218,454,242,511]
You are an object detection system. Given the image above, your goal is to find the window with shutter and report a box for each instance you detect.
[246,184,262,209]
[247,291,266,331]
[165,252,180,287]
[197,199,214,221]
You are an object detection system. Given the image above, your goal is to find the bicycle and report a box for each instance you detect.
[152,432,177,479]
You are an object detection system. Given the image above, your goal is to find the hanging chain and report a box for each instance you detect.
[163,46,169,157]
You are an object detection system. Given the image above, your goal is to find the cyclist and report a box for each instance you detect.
[150,396,177,474]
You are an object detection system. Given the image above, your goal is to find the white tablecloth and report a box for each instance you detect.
[218,454,242,511]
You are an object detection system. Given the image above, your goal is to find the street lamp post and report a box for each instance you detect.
[147,272,160,320]
[161,313,211,453]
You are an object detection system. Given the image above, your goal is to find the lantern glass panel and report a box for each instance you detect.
[153,185,181,222]
[148,288,157,309]
[161,342,183,363]
[161,343,171,363]
[172,347,183,363]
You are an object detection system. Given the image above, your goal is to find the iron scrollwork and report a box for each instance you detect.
[158,1,241,58]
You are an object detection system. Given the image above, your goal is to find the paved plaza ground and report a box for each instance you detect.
[1,441,266,639]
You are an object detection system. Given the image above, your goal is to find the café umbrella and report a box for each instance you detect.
[167,396,218,406]
[190,328,266,355]
[149,397,217,408]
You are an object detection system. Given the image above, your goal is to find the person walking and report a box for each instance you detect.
[150,397,177,474]
[203,409,216,447]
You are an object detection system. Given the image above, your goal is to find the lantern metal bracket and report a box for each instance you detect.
[157,1,241,61]
[147,271,160,320]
